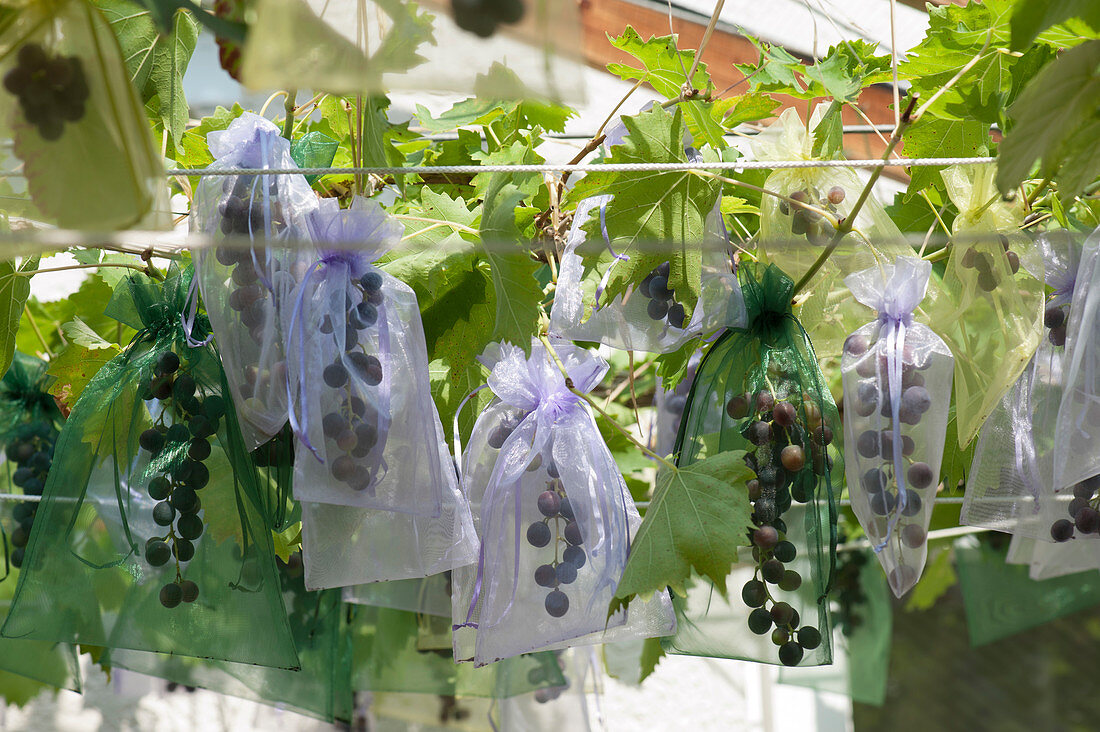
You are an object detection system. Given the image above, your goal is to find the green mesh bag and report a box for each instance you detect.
[0,267,299,669]
[0,352,82,694]
[350,604,566,698]
[777,550,892,706]
[956,539,1100,647]
[669,263,841,667]
[102,552,352,722]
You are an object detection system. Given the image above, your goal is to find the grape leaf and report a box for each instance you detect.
[0,256,38,380]
[903,118,991,199]
[60,317,115,350]
[811,100,843,159]
[652,337,700,396]
[719,92,781,130]
[422,264,496,442]
[1010,0,1100,50]
[46,344,119,409]
[997,40,1100,196]
[736,38,891,103]
[93,0,199,145]
[480,171,543,353]
[639,636,666,682]
[940,410,976,493]
[609,451,755,615]
[606,27,723,148]
[568,105,721,320]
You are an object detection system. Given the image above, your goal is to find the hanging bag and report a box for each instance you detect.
[452,338,675,666]
[192,112,319,450]
[669,263,840,667]
[0,268,299,669]
[840,257,953,597]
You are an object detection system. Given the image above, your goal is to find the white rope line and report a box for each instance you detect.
[154,156,996,177]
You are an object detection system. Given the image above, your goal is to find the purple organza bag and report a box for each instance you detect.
[962,233,1080,542]
[283,196,443,516]
[452,339,674,666]
[841,257,953,597]
[192,113,318,449]
[548,189,746,354]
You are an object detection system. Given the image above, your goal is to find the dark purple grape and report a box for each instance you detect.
[748,607,773,634]
[323,363,348,388]
[1074,482,1096,499]
[359,271,383,292]
[170,488,198,514]
[157,351,181,375]
[148,476,171,501]
[534,564,557,588]
[177,514,203,540]
[1069,497,1088,518]
[796,626,821,650]
[900,489,922,517]
[545,590,569,617]
[1076,507,1100,534]
[844,333,868,357]
[901,524,926,548]
[140,428,165,454]
[153,501,175,526]
[856,430,880,459]
[861,468,888,493]
[753,525,779,550]
[754,391,775,415]
[747,421,772,446]
[145,539,171,566]
[174,538,195,562]
[770,602,794,626]
[902,385,931,415]
[779,642,804,666]
[869,489,897,516]
[563,545,586,568]
[1051,519,1074,542]
[778,570,802,592]
[331,455,357,482]
[667,303,686,328]
[1049,325,1067,347]
[564,521,583,546]
[537,491,561,517]
[647,298,668,320]
[559,496,574,521]
[761,559,785,584]
[188,438,211,462]
[773,541,796,563]
[322,412,346,438]
[726,394,750,419]
[907,462,934,490]
[649,275,672,300]
[780,445,805,471]
[180,580,199,603]
[555,562,578,585]
[1044,305,1066,329]
[160,582,183,608]
[526,521,551,548]
[771,627,790,646]
[772,401,796,427]
[742,580,767,608]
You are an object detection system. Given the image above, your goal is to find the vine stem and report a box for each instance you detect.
[538,334,677,471]
[15,262,154,278]
[684,0,726,88]
[24,307,52,358]
[282,89,297,141]
[792,94,918,296]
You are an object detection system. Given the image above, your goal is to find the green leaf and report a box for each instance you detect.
[93,0,199,145]
[0,256,38,379]
[811,100,843,159]
[569,106,721,319]
[1010,0,1100,50]
[736,38,891,102]
[652,338,700,396]
[46,344,118,409]
[997,40,1100,196]
[168,103,245,168]
[903,118,991,198]
[639,636,666,682]
[60,317,115,349]
[904,545,957,611]
[480,171,543,351]
[719,92,781,130]
[940,410,977,492]
[610,451,755,614]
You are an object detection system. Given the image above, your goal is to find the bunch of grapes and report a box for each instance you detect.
[1044,299,1068,347]
[640,262,687,329]
[1050,476,1100,542]
[2,43,89,141]
[319,271,386,492]
[845,333,935,586]
[137,350,222,608]
[727,379,828,666]
[959,237,1021,292]
[530,651,569,704]
[7,418,59,568]
[449,0,525,38]
[526,460,587,620]
[776,186,845,245]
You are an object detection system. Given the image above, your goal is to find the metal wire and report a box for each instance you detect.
[151,156,995,178]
